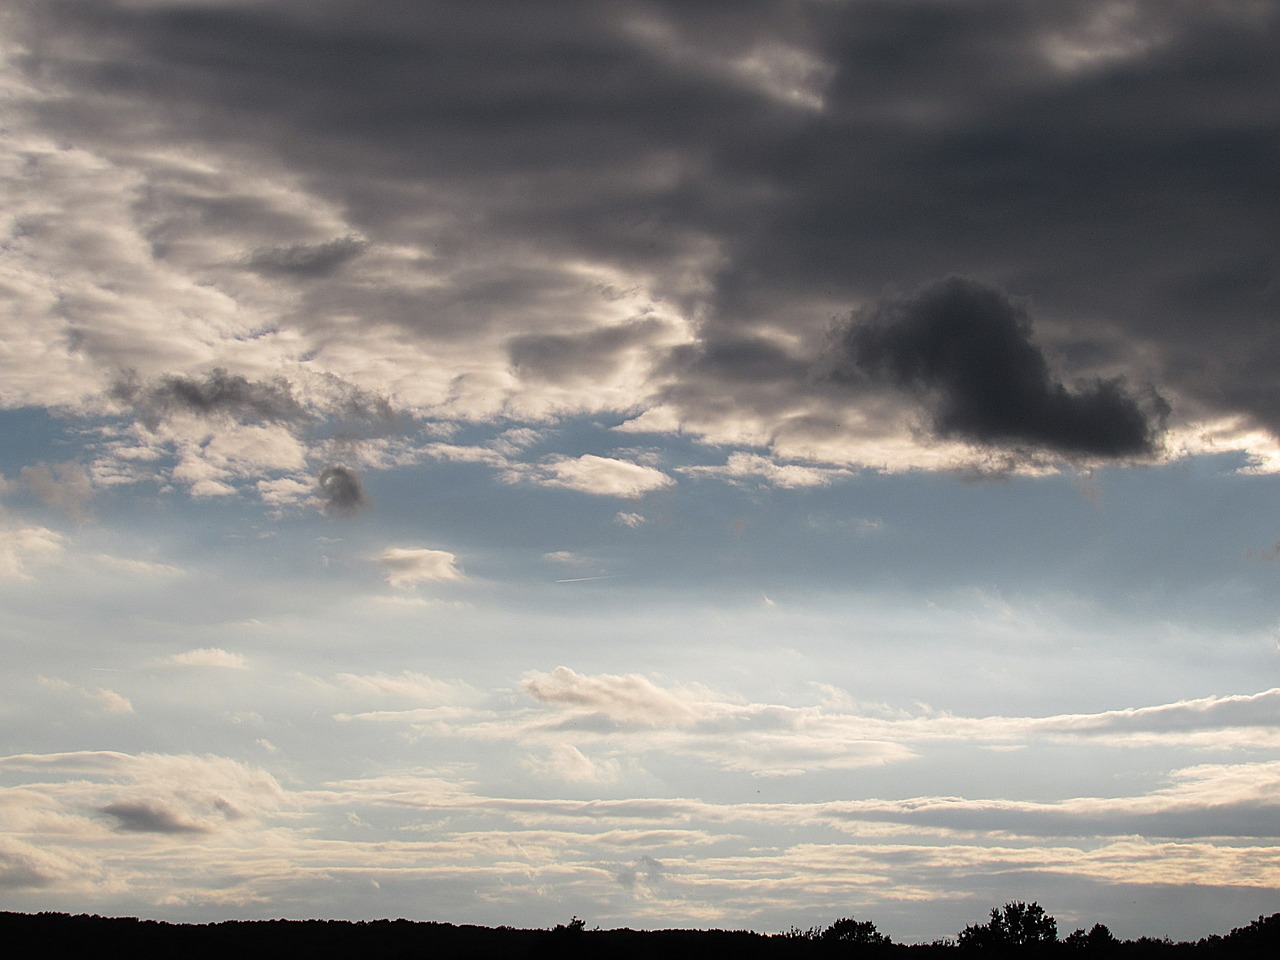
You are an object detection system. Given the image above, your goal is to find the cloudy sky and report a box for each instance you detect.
[2,0,1280,942]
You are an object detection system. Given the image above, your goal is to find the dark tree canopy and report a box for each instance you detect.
[959,902,1058,952]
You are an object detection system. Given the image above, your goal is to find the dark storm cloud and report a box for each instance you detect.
[705,0,1280,430]
[99,801,209,834]
[246,235,368,278]
[666,337,811,386]
[317,465,367,516]
[509,318,666,383]
[835,277,1167,457]
[114,368,306,428]
[15,1,1280,449]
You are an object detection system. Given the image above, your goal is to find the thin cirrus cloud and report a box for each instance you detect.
[159,648,248,670]
[339,670,1280,778]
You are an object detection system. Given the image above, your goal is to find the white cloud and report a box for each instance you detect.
[542,550,584,565]
[332,671,475,704]
[0,526,65,580]
[160,648,248,670]
[257,475,313,506]
[92,554,185,577]
[37,678,134,716]
[0,751,287,841]
[523,743,622,784]
[526,455,675,498]
[680,452,854,489]
[379,547,464,587]
[615,511,647,527]
[523,666,707,727]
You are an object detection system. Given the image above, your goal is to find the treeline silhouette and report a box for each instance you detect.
[3,903,1277,959]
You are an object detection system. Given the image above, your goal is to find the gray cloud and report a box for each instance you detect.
[318,465,367,516]
[115,368,306,428]
[0,851,52,889]
[246,235,368,278]
[615,854,665,891]
[9,0,1280,467]
[834,277,1168,457]
[509,318,666,383]
[99,801,209,834]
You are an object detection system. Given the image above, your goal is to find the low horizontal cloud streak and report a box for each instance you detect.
[5,736,1280,929]
[343,669,1280,780]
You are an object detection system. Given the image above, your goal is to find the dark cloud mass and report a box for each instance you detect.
[115,369,306,427]
[318,465,367,516]
[839,278,1167,457]
[10,0,1280,463]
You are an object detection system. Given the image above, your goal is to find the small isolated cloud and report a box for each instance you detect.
[529,455,675,498]
[542,550,583,565]
[161,648,248,670]
[835,277,1168,458]
[317,465,367,516]
[615,511,646,528]
[0,526,65,580]
[379,547,463,587]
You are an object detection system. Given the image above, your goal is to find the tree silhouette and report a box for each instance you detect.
[1065,923,1118,953]
[959,902,1058,951]
[822,918,891,949]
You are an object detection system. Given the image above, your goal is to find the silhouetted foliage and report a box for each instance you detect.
[823,918,890,946]
[959,902,1057,953]
[2,908,1277,960]
[1065,924,1118,954]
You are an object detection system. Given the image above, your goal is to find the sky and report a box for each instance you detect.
[1,0,1279,943]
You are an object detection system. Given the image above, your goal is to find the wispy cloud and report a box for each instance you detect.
[159,648,248,670]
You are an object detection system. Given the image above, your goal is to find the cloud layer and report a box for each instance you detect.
[1,0,1278,501]
[4,675,1280,933]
